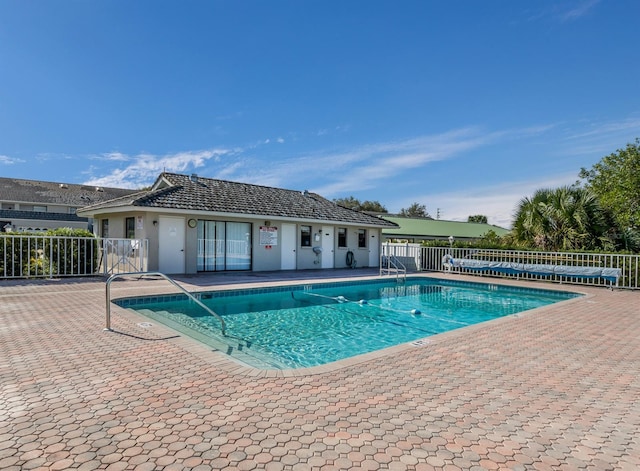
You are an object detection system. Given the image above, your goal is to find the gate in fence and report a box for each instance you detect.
[99,238,148,275]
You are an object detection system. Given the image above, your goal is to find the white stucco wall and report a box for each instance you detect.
[94,210,383,274]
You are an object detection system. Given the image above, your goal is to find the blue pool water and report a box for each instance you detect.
[116,278,581,369]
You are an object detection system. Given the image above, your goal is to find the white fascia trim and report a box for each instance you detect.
[151,176,173,191]
[78,206,391,228]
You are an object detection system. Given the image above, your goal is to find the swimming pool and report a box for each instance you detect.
[115,277,581,369]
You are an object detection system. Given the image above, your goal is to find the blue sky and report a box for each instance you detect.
[1,0,639,228]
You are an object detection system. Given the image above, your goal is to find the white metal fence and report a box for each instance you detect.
[382,242,639,290]
[0,235,148,279]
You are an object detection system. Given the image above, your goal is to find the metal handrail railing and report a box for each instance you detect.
[380,254,407,281]
[391,255,407,281]
[105,271,226,335]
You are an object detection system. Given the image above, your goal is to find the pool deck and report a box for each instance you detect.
[1,269,639,470]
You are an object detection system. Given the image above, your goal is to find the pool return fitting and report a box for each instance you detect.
[105,271,227,335]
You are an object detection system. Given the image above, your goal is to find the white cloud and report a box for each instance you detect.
[75,116,628,223]
[213,161,247,180]
[100,152,130,162]
[210,124,556,196]
[308,126,541,196]
[83,148,232,189]
[565,117,640,141]
[394,172,579,229]
[554,117,640,161]
[0,155,24,165]
[524,0,600,24]
[559,0,600,22]
[277,137,285,143]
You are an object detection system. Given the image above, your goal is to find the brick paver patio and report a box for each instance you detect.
[1,272,638,470]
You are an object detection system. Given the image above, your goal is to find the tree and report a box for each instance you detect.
[511,186,608,251]
[360,200,387,213]
[468,215,488,224]
[333,196,387,213]
[399,202,431,218]
[333,196,361,210]
[579,138,640,231]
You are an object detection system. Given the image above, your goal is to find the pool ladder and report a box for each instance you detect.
[104,271,226,335]
[380,254,407,282]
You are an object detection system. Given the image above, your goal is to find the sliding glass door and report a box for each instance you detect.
[197,220,252,271]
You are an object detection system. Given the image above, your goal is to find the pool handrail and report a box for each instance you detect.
[380,253,407,282]
[105,271,226,335]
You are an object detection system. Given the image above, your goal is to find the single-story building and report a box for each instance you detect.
[0,177,138,232]
[380,216,510,243]
[77,172,398,274]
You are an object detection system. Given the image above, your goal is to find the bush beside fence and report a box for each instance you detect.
[1,234,100,278]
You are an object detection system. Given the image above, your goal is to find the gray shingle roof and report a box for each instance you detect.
[79,172,398,228]
[0,177,138,207]
[0,209,88,222]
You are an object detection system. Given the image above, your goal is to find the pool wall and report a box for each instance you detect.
[114,276,580,308]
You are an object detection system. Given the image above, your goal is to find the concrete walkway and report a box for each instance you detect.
[1,271,639,470]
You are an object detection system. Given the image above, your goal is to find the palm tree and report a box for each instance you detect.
[512,186,606,251]
[512,188,551,250]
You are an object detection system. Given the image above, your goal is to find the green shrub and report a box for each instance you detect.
[1,229,99,277]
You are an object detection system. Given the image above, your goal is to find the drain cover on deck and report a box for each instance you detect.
[410,339,431,347]
[137,322,154,328]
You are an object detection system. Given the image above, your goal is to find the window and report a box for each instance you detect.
[301,225,311,247]
[125,217,135,239]
[33,205,47,213]
[101,219,109,238]
[68,207,77,215]
[358,229,367,248]
[338,227,347,248]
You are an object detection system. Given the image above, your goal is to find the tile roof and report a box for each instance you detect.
[79,172,398,228]
[0,177,138,207]
[0,209,88,222]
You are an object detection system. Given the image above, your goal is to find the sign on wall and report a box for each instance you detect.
[259,226,278,246]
